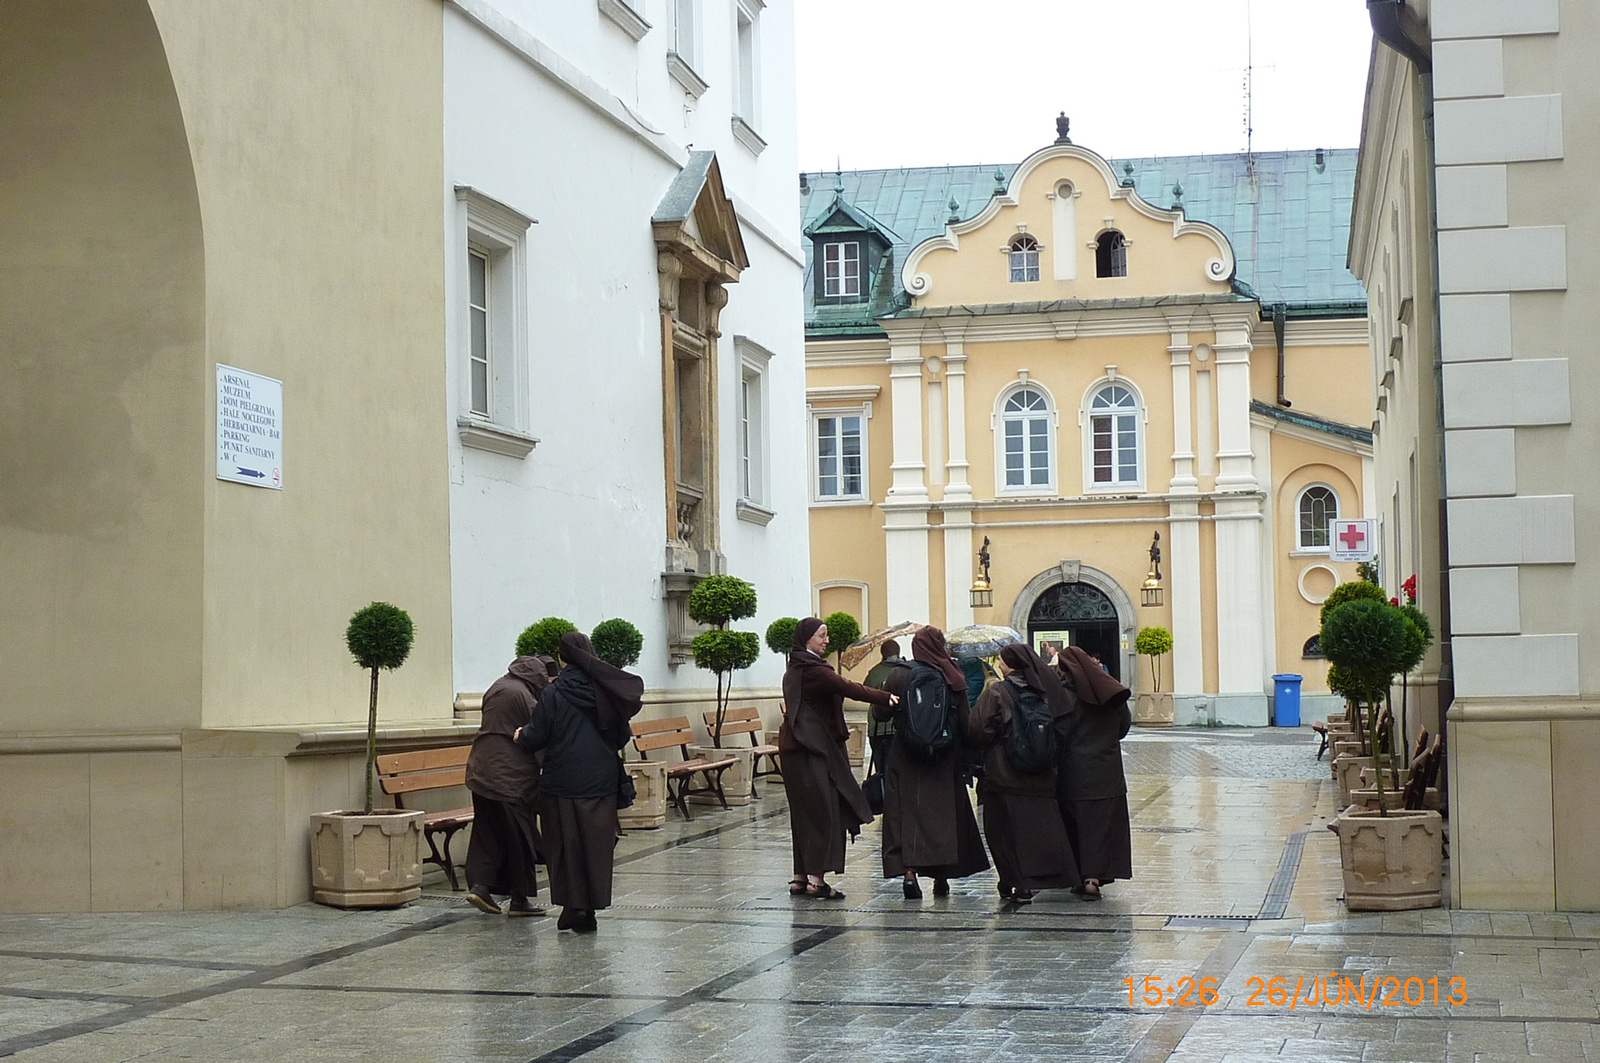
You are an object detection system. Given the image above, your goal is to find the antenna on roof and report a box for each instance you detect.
[1243,0,1255,174]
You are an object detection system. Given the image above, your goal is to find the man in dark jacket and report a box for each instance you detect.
[862,640,909,770]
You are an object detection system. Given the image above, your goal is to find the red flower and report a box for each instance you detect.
[1401,574,1418,605]
[1390,597,1400,606]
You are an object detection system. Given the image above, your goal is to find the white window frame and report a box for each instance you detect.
[810,404,870,504]
[1095,228,1129,278]
[1008,234,1041,283]
[1296,484,1340,552]
[730,0,765,155]
[992,381,1058,496]
[822,241,861,299]
[667,0,708,98]
[1080,378,1146,493]
[735,336,774,524]
[454,186,537,458]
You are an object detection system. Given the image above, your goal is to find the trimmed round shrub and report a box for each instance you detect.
[822,611,861,658]
[1319,579,1389,625]
[346,602,415,671]
[1134,626,1174,658]
[1327,661,1387,706]
[1396,604,1434,674]
[1321,598,1409,688]
[517,617,577,659]
[688,575,758,628]
[591,618,644,668]
[691,629,760,675]
[765,617,800,656]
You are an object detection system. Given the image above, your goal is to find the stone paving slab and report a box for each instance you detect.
[3,730,1597,1062]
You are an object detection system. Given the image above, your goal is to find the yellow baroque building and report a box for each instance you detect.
[803,125,1375,725]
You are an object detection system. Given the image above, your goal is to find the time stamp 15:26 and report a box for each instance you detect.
[1124,975,1469,1008]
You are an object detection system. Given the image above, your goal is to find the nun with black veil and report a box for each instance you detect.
[968,642,1080,903]
[514,632,643,932]
[1054,645,1134,900]
[780,617,896,900]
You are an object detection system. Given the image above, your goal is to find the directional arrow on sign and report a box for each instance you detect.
[236,468,266,479]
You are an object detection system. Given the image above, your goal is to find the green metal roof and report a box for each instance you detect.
[799,149,1366,336]
[1249,399,1374,445]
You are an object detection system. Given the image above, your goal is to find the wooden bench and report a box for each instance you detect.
[630,717,737,821]
[701,706,781,797]
[376,745,474,891]
[1312,720,1330,760]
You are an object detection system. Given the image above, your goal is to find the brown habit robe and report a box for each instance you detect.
[464,656,550,898]
[781,619,887,876]
[1055,646,1134,883]
[967,644,1080,891]
[872,627,990,882]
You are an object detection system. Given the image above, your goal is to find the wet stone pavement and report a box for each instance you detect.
[5,726,1600,1062]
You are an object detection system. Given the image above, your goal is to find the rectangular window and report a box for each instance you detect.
[1091,413,1138,484]
[1003,417,1049,487]
[735,3,758,123]
[739,372,756,501]
[822,242,860,298]
[816,414,864,499]
[673,0,698,65]
[468,249,490,417]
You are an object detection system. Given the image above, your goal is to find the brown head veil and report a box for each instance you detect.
[558,631,645,744]
[999,642,1070,717]
[792,616,825,655]
[1056,645,1131,711]
[911,626,968,696]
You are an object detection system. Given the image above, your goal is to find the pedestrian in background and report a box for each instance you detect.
[1054,646,1134,899]
[968,643,1079,903]
[781,617,896,900]
[464,655,556,917]
[863,639,909,769]
[514,632,643,932]
[876,627,991,899]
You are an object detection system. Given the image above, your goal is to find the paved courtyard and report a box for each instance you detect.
[4,727,1598,1062]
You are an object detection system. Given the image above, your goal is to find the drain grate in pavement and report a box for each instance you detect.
[1132,825,1201,834]
[1165,915,1253,929]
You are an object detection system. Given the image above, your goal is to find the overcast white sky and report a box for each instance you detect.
[795,0,1375,171]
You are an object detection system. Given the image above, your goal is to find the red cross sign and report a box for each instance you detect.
[1331,518,1377,562]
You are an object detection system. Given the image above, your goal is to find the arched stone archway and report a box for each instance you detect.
[1009,562,1139,686]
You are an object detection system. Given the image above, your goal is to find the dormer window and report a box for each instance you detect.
[1096,230,1128,278]
[1008,234,1041,283]
[823,241,860,298]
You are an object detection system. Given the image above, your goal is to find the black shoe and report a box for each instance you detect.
[903,878,922,899]
[466,887,501,915]
[997,881,1013,900]
[506,895,545,918]
[574,910,598,934]
[932,878,950,897]
[557,907,581,930]
[806,881,847,900]
[1012,888,1034,904]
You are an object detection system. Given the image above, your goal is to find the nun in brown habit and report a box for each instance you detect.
[464,654,556,916]
[1055,645,1134,899]
[780,617,895,900]
[968,642,1081,902]
[874,626,991,898]
[514,632,643,932]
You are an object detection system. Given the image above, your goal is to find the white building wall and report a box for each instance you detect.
[443,1,807,697]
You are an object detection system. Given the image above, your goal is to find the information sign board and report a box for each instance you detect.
[216,364,283,489]
[1329,518,1376,562]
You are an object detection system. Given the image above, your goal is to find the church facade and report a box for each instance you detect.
[804,124,1375,724]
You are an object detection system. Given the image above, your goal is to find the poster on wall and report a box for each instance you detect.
[1033,629,1072,663]
[216,364,283,489]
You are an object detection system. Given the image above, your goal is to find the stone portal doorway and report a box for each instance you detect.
[1026,582,1122,681]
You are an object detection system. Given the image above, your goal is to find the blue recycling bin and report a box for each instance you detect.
[1272,674,1303,727]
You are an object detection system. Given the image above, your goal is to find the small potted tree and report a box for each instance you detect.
[1321,596,1443,911]
[310,602,425,909]
[688,576,761,804]
[517,616,577,660]
[591,618,644,668]
[1133,626,1175,726]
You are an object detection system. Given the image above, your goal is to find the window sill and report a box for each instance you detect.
[731,116,767,156]
[458,417,538,459]
[810,497,873,508]
[736,499,776,526]
[1290,548,1334,559]
[666,52,709,99]
[1083,484,1146,496]
[597,0,651,40]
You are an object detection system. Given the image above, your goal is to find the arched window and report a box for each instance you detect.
[1303,634,1324,659]
[1297,486,1339,550]
[1008,234,1041,283]
[1000,387,1052,490]
[1088,384,1141,487]
[1095,229,1127,278]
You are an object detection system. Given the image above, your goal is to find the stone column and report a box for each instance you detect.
[884,340,930,624]
[1211,321,1267,724]
[941,342,975,629]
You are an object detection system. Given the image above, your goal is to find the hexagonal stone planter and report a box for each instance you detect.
[310,809,425,908]
[1332,808,1443,911]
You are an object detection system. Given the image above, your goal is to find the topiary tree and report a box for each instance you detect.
[517,617,577,660]
[591,618,643,668]
[346,602,415,815]
[1134,626,1174,693]
[1319,579,1389,626]
[821,611,861,670]
[689,575,760,744]
[765,617,800,657]
[1321,597,1415,814]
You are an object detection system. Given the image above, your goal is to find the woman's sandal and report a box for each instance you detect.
[806,881,846,900]
[1081,878,1102,901]
[788,877,807,896]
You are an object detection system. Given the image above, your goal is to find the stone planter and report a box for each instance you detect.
[310,809,425,909]
[1329,740,1363,779]
[1333,753,1376,807]
[1357,765,1409,790]
[1349,787,1440,813]
[619,760,667,830]
[842,705,869,768]
[689,744,755,806]
[1134,691,1175,727]
[1332,808,1444,911]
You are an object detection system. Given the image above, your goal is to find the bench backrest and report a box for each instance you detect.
[631,716,696,761]
[376,745,471,801]
[701,706,765,746]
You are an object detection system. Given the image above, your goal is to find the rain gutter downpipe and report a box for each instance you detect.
[1272,302,1290,408]
[1367,0,1431,74]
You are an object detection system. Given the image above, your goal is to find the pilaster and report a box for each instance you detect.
[884,340,931,624]
[1168,501,1204,697]
[1168,333,1197,493]
[1212,322,1258,493]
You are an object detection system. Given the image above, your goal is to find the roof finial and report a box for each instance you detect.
[1054,111,1072,145]
[833,167,844,195]
[1121,160,1135,187]
[947,196,961,224]
[1171,181,1184,211]
[992,167,1006,197]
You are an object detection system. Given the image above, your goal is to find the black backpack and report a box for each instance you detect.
[896,662,958,760]
[1003,681,1059,776]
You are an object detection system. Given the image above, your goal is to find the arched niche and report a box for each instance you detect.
[1009,562,1139,686]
